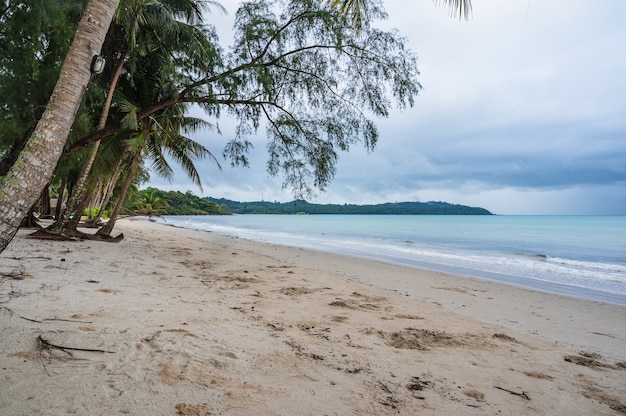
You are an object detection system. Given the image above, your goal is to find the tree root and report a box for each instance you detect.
[63,229,124,242]
[27,228,124,243]
[38,335,115,354]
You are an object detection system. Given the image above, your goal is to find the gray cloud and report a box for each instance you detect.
[148,0,626,215]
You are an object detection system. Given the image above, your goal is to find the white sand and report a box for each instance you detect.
[1,217,624,415]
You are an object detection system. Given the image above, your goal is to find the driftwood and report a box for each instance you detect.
[0,265,28,279]
[494,386,531,400]
[37,335,115,354]
[0,305,43,323]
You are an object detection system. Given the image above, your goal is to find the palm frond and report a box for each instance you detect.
[433,0,472,20]
[328,0,472,29]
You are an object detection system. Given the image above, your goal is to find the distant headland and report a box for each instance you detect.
[138,188,493,215]
[208,198,493,215]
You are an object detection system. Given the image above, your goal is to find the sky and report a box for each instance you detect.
[147,0,626,215]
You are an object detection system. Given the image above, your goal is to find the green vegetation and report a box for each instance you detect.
[131,193,493,215]
[82,207,109,220]
[132,188,226,215]
[206,198,492,215]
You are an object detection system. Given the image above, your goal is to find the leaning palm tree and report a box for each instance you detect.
[0,0,119,252]
[96,108,219,237]
[55,0,225,234]
[96,48,221,238]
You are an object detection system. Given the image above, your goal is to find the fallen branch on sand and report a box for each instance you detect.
[0,305,43,323]
[494,386,531,400]
[0,265,28,280]
[36,335,115,376]
[37,335,115,354]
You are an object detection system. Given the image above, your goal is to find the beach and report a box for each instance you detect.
[1,217,624,415]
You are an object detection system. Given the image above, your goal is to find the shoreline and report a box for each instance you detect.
[154,215,626,308]
[374,255,626,307]
[154,219,626,359]
[1,217,625,415]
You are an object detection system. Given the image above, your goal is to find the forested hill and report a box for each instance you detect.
[136,189,492,215]
[205,198,493,215]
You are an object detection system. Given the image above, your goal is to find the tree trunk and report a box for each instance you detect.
[55,176,67,220]
[92,160,122,225]
[0,0,119,252]
[57,57,126,234]
[40,185,51,217]
[96,152,139,237]
[67,196,89,231]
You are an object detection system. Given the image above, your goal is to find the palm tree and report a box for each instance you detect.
[95,43,220,238]
[96,106,219,237]
[133,189,169,217]
[0,0,120,252]
[54,0,224,234]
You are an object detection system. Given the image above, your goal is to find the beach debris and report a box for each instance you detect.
[0,265,28,280]
[6,256,52,261]
[563,351,623,369]
[381,328,462,350]
[579,384,626,414]
[284,340,324,360]
[279,286,314,295]
[267,322,284,331]
[464,389,485,401]
[395,313,425,320]
[329,299,358,309]
[494,385,531,401]
[406,376,431,391]
[175,402,212,416]
[36,335,115,376]
[492,333,518,343]
[38,335,115,355]
[523,371,554,380]
[379,394,400,409]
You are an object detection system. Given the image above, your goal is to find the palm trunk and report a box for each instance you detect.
[53,57,126,234]
[66,180,97,231]
[93,160,123,225]
[0,0,119,252]
[55,176,67,220]
[96,152,139,237]
[67,196,89,231]
[40,185,51,217]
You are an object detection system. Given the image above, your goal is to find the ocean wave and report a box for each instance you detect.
[546,256,626,274]
[155,215,626,298]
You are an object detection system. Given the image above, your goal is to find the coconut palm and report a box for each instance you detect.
[132,189,170,217]
[96,109,219,237]
[55,0,224,234]
[96,46,220,237]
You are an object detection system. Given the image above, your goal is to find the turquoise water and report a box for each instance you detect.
[155,215,626,305]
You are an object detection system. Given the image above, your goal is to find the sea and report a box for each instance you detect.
[153,215,626,306]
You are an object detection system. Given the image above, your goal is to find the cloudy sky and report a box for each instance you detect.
[147,0,626,215]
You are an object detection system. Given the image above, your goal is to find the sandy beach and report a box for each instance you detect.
[1,217,624,415]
